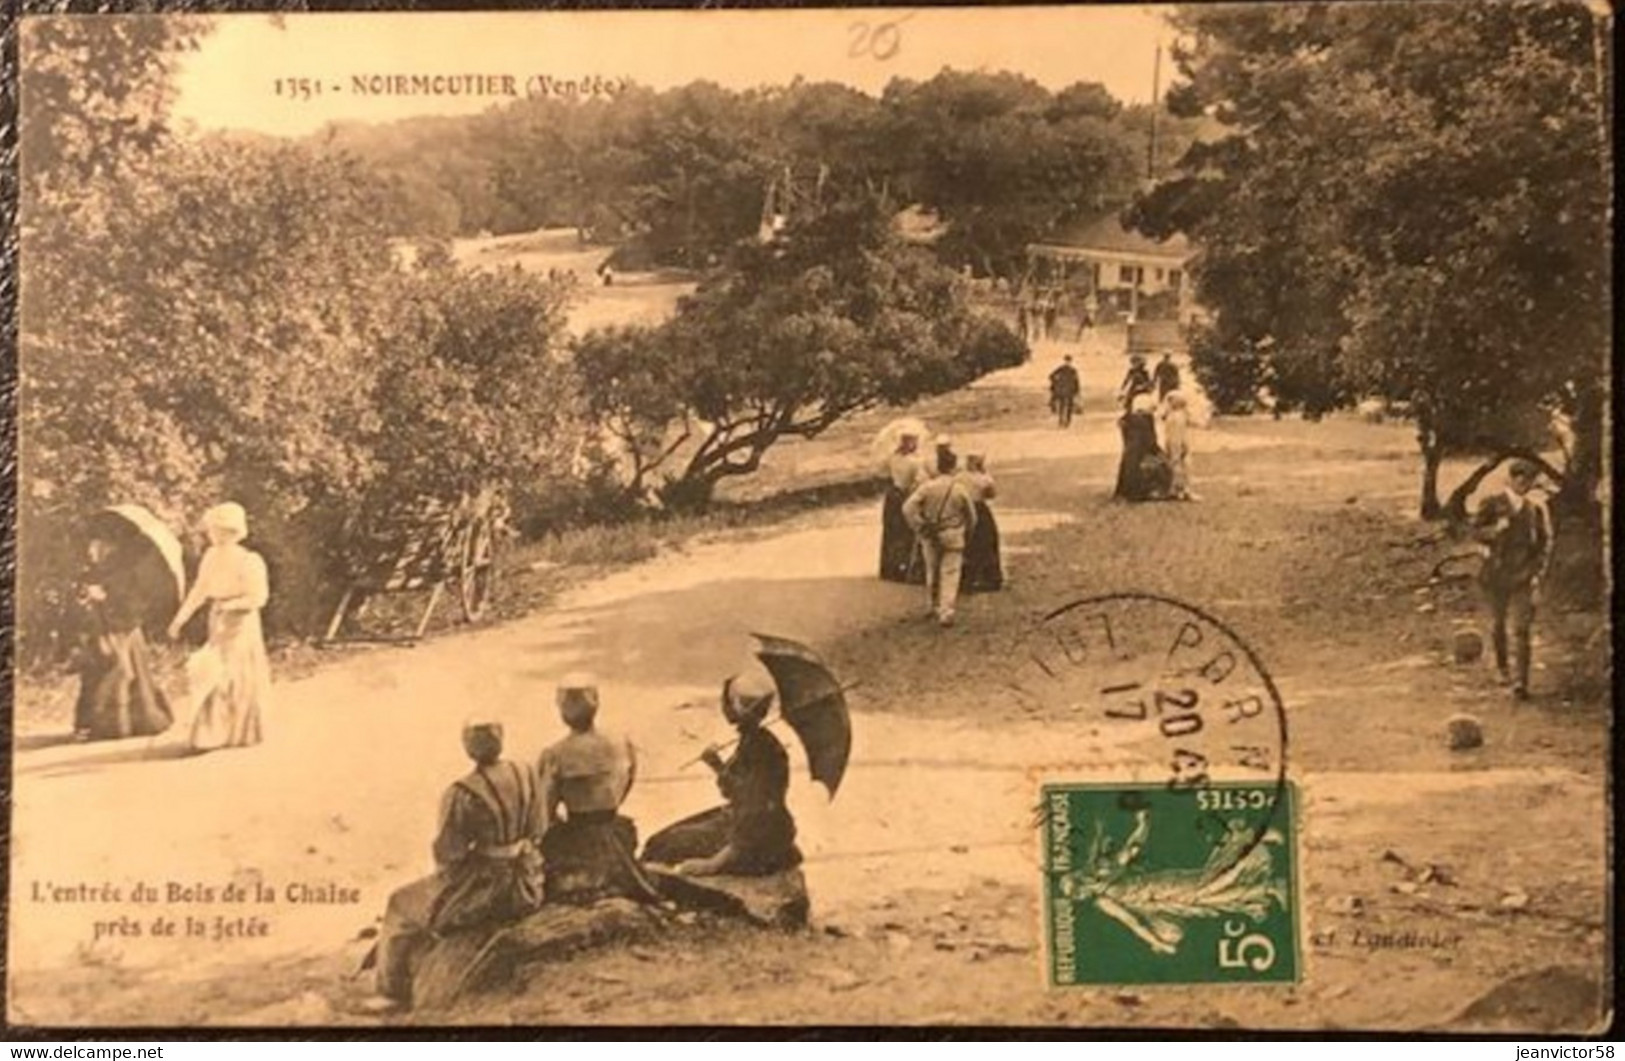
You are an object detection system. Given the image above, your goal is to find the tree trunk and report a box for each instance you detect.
[1417,414,1443,521]
[1556,378,1604,522]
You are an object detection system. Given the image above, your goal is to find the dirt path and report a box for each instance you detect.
[8,348,1609,1031]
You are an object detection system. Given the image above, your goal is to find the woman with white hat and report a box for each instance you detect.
[167,501,272,752]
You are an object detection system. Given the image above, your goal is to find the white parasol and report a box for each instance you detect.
[870,417,931,465]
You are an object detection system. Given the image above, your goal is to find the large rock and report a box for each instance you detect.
[1446,713,1485,751]
[646,866,810,929]
[413,899,667,1010]
[1452,629,1485,664]
[1451,966,1607,1034]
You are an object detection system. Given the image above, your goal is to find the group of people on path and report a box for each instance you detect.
[73,501,272,754]
[372,671,800,1008]
[1113,352,1197,503]
[879,431,1003,628]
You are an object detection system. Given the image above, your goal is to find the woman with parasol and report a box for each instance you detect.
[650,671,803,878]
[71,506,181,741]
[167,502,272,752]
[643,636,850,879]
[875,418,931,584]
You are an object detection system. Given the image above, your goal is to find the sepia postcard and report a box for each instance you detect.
[6,3,1614,1032]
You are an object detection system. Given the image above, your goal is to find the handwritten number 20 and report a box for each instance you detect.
[849,16,910,61]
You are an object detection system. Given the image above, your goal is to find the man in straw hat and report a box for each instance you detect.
[536,675,659,903]
[903,448,978,627]
[369,718,545,1008]
[1471,459,1555,701]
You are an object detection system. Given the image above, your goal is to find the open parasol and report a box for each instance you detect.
[751,632,852,799]
[870,417,931,466]
[86,505,187,631]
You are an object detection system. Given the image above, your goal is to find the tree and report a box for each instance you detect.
[882,70,1140,277]
[574,196,1027,510]
[1132,2,1610,521]
[18,15,211,191]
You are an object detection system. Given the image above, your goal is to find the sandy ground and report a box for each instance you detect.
[8,290,1611,1032]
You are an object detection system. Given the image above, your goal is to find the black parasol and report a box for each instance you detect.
[751,632,852,799]
[85,505,187,634]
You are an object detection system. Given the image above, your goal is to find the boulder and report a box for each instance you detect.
[1451,966,1606,1034]
[1446,713,1485,751]
[1452,629,1485,664]
[413,899,668,1010]
[646,866,810,929]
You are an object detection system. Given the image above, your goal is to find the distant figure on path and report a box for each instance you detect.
[370,720,544,1008]
[537,677,660,904]
[1119,354,1154,409]
[958,454,1005,593]
[880,432,929,583]
[72,530,174,742]
[1049,355,1081,428]
[167,502,271,752]
[904,450,978,627]
[1472,460,1554,701]
[1154,352,1182,402]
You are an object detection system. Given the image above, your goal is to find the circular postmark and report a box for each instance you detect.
[1013,592,1288,873]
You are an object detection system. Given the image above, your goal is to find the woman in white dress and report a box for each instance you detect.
[167,502,272,751]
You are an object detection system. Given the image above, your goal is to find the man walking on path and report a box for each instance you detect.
[1049,355,1081,428]
[1154,352,1182,402]
[903,451,978,627]
[1472,459,1554,700]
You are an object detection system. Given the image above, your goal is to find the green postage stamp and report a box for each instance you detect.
[1042,781,1301,986]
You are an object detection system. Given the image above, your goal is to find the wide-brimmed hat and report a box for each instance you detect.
[203,502,248,542]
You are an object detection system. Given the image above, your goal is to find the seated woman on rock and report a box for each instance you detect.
[368,719,545,1009]
[536,676,660,904]
[644,672,802,878]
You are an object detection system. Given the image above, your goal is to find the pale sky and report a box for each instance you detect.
[172,7,1179,138]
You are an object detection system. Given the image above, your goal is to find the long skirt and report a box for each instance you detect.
[642,804,802,877]
[190,607,271,751]
[879,488,915,582]
[540,811,660,904]
[375,853,545,1002]
[1114,416,1169,502]
[74,628,173,740]
[961,503,1004,593]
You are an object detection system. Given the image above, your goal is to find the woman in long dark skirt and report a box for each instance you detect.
[958,454,1004,593]
[73,536,174,742]
[1114,394,1169,502]
[880,433,929,583]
